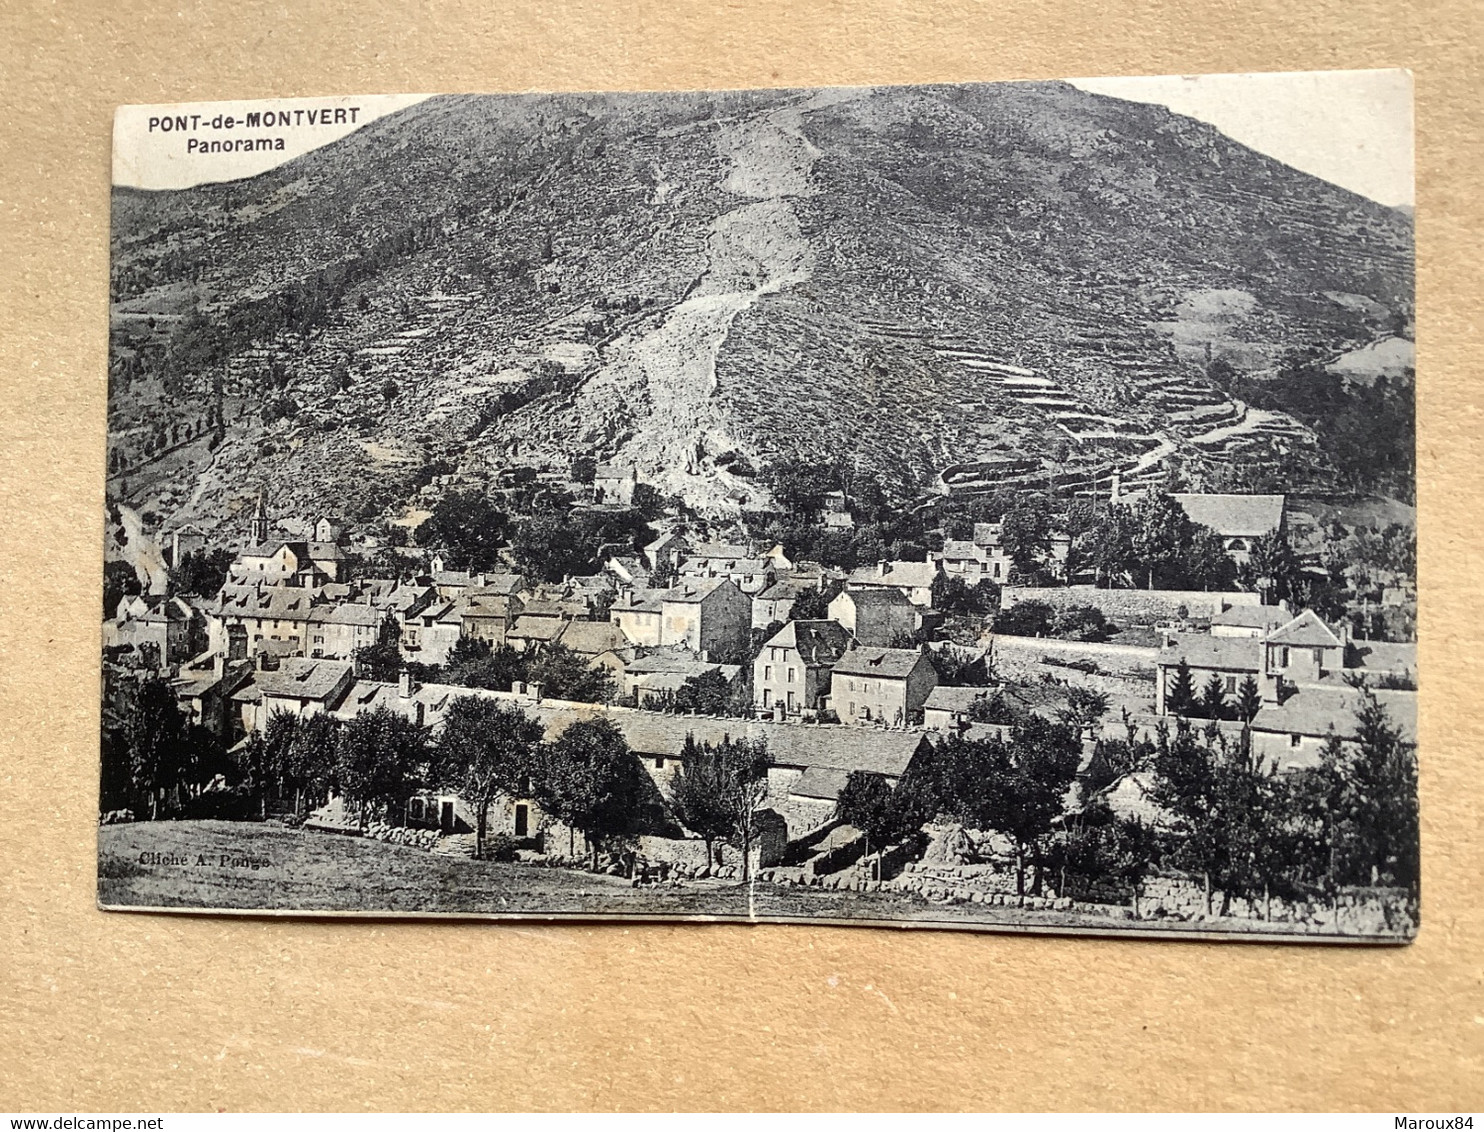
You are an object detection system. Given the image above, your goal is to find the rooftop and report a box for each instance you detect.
[833,646,929,679]
[1170,493,1286,538]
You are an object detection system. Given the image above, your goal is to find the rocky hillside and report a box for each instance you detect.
[107,82,1413,534]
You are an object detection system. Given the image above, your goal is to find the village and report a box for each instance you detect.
[97,450,1419,936]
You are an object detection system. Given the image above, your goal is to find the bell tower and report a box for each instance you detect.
[249,493,268,545]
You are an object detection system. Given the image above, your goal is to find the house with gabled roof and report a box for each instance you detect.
[1157,608,1355,714]
[1249,686,1417,771]
[830,645,938,727]
[306,601,384,660]
[232,657,355,732]
[657,577,751,660]
[847,559,942,608]
[754,619,854,719]
[1170,493,1287,565]
[828,587,916,647]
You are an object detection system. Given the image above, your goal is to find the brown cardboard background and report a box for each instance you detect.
[1,0,1480,1111]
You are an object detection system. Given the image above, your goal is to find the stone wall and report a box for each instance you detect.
[1001,585,1258,623]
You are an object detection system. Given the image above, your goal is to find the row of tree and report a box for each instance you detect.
[830,690,1417,918]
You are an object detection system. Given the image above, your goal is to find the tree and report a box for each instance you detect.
[1235,675,1263,723]
[992,599,1054,638]
[1059,686,1110,739]
[1050,802,1158,914]
[444,637,525,691]
[336,706,428,829]
[1200,672,1228,721]
[415,491,509,573]
[789,584,833,622]
[524,643,614,703]
[261,708,340,816]
[570,455,597,484]
[934,717,1082,895]
[435,696,545,859]
[103,559,142,618]
[511,509,594,582]
[381,378,399,403]
[1242,533,1302,605]
[125,677,190,819]
[672,668,736,716]
[835,771,922,874]
[1151,718,1226,914]
[1166,659,1197,717]
[537,717,650,871]
[172,548,234,597]
[666,735,738,869]
[354,613,404,683]
[1333,691,1418,892]
[1130,491,1193,590]
[998,496,1052,576]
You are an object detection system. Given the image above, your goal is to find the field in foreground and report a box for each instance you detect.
[98,820,1404,940]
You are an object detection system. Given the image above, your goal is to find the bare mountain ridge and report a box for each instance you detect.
[108,83,1412,531]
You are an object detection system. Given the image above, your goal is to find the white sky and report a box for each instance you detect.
[1071,69,1414,208]
[114,71,1415,207]
[113,94,431,191]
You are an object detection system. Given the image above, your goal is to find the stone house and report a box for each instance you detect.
[753,619,854,719]
[828,587,917,648]
[657,577,751,660]
[830,645,939,727]
[847,559,942,608]
[459,593,523,649]
[593,463,638,507]
[1170,493,1287,566]
[109,593,200,665]
[610,589,665,647]
[306,601,384,660]
[233,656,355,733]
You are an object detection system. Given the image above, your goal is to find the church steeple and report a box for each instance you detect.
[249,493,268,546]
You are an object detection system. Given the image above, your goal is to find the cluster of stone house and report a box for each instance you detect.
[113,487,1415,867]
[1153,603,1417,770]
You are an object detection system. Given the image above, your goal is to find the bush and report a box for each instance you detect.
[484,834,518,862]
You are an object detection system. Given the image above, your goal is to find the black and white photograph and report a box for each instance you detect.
[98,72,1418,940]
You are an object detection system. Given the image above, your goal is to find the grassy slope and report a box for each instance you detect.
[96,820,1402,940]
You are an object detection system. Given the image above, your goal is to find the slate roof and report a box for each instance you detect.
[923,685,997,714]
[1157,633,1262,672]
[508,616,569,644]
[1251,687,1417,744]
[1211,604,1292,630]
[832,586,913,610]
[1170,493,1286,538]
[833,646,929,680]
[761,619,853,664]
[848,561,941,589]
[1266,609,1342,648]
[661,577,736,604]
[307,603,384,628]
[1344,641,1418,675]
[559,620,631,657]
[253,658,353,702]
[470,573,526,597]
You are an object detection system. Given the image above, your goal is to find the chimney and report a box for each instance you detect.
[1110,472,1121,505]
[399,670,413,699]
[212,652,226,680]
[528,680,544,703]
[878,560,890,578]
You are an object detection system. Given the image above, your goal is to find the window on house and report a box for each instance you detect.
[1290,734,1302,748]
[764,665,773,681]
[848,701,856,716]
[787,667,796,683]
[654,757,665,769]
[514,804,529,838]
[787,690,796,711]
[1312,647,1324,665]
[1225,675,1237,694]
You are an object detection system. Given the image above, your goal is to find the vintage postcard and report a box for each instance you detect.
[99,72,1418,940]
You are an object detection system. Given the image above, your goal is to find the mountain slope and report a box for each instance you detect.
[107,82,1413,532]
